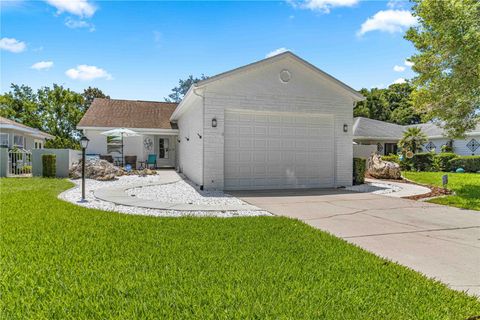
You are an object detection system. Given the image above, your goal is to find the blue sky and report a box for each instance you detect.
[1,0,417,100]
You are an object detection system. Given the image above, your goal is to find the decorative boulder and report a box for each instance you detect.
[367,153,402,180]
[69,159,125,181]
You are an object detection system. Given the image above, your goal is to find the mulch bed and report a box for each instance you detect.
[365,173,452,200]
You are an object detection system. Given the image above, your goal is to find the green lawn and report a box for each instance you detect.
[403,171,480,211]
[1,178,479,319]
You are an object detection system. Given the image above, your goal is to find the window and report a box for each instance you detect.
[34,140,43,149]
[159,138,169,159]
[13,135,24,148]
[425,141,436,152]
[384,143,398,155]
[376,143,384,153]
[466,139,479,153]
[107,136,122,154]
[0,133,8,147]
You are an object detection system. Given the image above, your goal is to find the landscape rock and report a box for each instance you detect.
[69,159,125,181]
[367,153,402,179]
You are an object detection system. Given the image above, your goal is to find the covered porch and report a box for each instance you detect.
[83,127,179,170]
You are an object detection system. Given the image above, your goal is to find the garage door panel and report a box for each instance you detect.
[225,110,334,190]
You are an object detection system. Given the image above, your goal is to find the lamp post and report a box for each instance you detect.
[80,135,90,202]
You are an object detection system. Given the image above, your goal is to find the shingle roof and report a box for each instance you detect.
[77,98,179,129]
[353,117,480,139]
[352,117,405,139]
[0,116,54,138]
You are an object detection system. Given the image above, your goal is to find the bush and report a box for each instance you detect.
[381,154,400,164]
[353,157,366,185]
[42,154,56,178]
[449,156,480,173]
[411,152,435,171]
[434,153,458,171]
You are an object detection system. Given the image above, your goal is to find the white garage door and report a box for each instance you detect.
[224,110,335,190]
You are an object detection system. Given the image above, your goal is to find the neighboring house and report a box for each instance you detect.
[353,117,480,156]
[79,51,365,190]
[0,116,53,150]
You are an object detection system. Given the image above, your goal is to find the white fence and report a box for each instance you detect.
[7,149,32,177]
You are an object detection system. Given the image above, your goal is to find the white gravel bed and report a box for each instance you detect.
[126,180,245,205]
[58,174,270,217]
[345,182,402,194]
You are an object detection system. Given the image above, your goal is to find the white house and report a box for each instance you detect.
[78,52,365,190]
[353,117,480,156]
[0,116,53,150]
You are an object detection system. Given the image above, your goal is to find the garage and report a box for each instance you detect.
[224,109,335,190]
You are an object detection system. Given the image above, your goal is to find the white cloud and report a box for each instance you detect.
[393,77,406,84]
[65,65,112,81]
[404,60,414,67]
[45,0,96,18]
[393,65,405,72]
[0,37,26,53]
[358,10,417,36]
[31,61,54,70]
[387,0,405,9]
[65,17,95,31]
[266,47,290,58]
[288,0,358,13]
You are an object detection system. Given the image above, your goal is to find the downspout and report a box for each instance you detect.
[192,85,206,190]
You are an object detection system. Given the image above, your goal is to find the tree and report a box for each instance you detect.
[385,83,422,125]
[82,87,110,112]
[354,83,423,124]
[0,84,44,129]
[165,74,209,103]
[0,84,98,149]
[37,84,85,148]
[398,127,428,153]
[405,0,480,137]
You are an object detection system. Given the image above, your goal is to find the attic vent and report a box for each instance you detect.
[279,69,291,83]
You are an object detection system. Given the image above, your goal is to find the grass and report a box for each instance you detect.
[403,171,480,211]
[1,178,479,319]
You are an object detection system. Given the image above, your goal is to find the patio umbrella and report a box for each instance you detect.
[101,128,139,166]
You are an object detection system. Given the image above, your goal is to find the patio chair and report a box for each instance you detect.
[100,155,114,163]
[124,155,137,170]
[147,154,157,169]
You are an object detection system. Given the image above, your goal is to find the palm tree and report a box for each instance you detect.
[398,127,428,153]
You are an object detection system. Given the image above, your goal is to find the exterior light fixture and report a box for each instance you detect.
[79,135,90,202]
[343,124,348,133]
[212,118,217,128]
[197,133,202,139]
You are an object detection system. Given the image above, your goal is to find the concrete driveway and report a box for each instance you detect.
[231,189,480,296]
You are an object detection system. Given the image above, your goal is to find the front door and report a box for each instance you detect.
[156,136,175,167]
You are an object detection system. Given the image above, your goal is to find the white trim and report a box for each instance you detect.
[0,124,53,139]
[78,126,179,135]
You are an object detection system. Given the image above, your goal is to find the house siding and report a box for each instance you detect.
[199,57,355,190]
[177,96,204,186]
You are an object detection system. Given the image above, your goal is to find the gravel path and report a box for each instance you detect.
[126,180,245,205]
[58,173,271,217]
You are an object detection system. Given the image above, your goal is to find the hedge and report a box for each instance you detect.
[411,152,435,171]
[381,154,400,164]
[353,157,366,185]
[449,156,480,173]
[42,154,56,178]
[434,153,458,171]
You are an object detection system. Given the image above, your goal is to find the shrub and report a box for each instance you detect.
[353,157,366,185]
[449,156,480,173]
[381,154,400,164]
[411,152,435,171]
[434,153,458,171]
[42,154,56,178]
